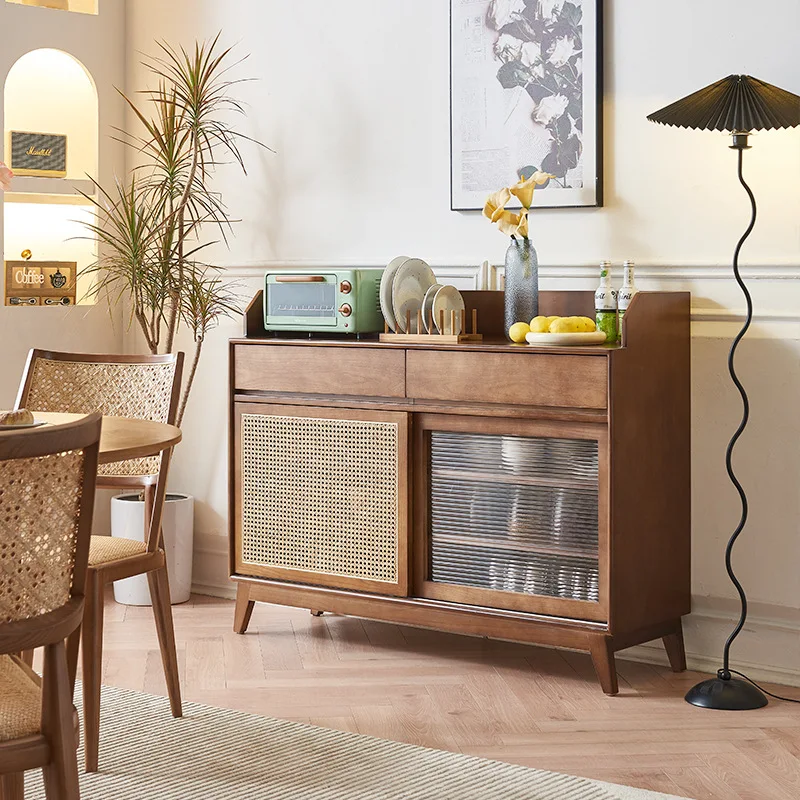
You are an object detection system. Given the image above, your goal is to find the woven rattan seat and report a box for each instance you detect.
[88,536,147,566]
[0,656,40,742]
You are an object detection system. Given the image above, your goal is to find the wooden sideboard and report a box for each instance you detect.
[228,290,691,694]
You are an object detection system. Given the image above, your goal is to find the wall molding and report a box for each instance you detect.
[220,261,800,328]
[191,536,800,688]
[221,261,800,283]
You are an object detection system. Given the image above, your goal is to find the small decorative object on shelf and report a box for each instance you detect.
[594,261,618,344]
[482,171,553,339]
[9,131,67,178]
[618,260,637,326]
[4,249,76,307]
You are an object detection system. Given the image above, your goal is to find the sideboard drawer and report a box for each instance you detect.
[406,351,608,409]
[233,345,406,398]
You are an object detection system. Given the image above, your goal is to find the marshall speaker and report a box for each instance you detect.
[9,131,67,178]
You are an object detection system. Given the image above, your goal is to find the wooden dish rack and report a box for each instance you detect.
[379,306,483,344]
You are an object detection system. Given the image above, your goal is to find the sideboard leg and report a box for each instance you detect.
[233,583,256,634]
[589,636,619,695]
[310,610,325,617]
[662,620,687,672]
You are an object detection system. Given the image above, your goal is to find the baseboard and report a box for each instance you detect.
[619,596,800,688]
[618,645,800,689]
[191,537,800,687]
[192,581,237,600]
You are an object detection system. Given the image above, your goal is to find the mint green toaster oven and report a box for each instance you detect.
[263,269,384,333]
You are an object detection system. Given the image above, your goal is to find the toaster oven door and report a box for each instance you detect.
[265,273,339,329]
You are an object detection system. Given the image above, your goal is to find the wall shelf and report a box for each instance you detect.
[5,0,97,15]
[4,177,95,206]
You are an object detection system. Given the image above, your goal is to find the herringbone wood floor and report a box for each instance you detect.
[94,592,800,800]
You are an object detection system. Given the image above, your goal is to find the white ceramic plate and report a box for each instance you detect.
[0,420,46,430]
[525,331,607,346]
[392,258,436,333]
[432,285,465,335]
[380,256,410,332]
[421,283,443,333]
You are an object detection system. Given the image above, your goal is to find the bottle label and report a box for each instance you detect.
[618,288,636,312]
[594,286,616,311]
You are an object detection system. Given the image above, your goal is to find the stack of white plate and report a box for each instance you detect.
[380,257,466,335]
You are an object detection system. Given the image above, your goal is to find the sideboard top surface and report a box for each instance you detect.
[234,290,690,359]
[230,335,620,357]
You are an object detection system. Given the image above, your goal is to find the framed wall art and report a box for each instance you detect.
[451,0,603,210]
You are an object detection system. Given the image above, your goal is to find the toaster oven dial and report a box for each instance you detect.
[338,303,352,317]
[339,280,352,294]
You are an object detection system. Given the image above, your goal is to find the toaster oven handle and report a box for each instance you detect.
[275,275,327,283]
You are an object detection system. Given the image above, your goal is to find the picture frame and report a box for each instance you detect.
[450,0,603,210]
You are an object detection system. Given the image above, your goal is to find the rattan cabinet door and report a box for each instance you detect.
[233,403,409,596]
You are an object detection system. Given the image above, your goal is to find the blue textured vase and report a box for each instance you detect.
[504,237,539,338]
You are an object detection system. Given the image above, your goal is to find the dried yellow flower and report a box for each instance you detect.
[482,187,512,222]
[509,170,553,208]
[495,208,529,238]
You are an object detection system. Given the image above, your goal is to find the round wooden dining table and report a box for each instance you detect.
[32,412,182,463]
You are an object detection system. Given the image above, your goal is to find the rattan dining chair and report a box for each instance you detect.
[0,413,101,800]
[15,350,184,772]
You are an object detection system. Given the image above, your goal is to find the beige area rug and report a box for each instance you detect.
[26,686,692,800]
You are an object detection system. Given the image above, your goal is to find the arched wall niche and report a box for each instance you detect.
[3,48,99,305]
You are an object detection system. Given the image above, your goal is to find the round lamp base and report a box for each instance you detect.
[685,672,768,710]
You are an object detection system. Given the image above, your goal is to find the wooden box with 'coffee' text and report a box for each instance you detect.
[5,260,77,307]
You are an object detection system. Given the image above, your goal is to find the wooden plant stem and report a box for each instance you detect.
[177,337,203,427]
[165,141,201,355]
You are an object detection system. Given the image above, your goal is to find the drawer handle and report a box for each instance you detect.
[275,275,327,283]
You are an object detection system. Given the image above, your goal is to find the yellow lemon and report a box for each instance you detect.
[550,317,582,334]
[567,317,590,332]
[546,315,561,326]
[508,322,531,343]
[529,316,551,334]
[577,316,597,332]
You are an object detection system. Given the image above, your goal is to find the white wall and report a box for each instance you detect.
[126,1,800,684]
[1,0,127,528]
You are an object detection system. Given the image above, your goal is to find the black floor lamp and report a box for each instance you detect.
[647,75,800,711]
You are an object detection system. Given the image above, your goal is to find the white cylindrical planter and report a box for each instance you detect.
[110,493,194,605]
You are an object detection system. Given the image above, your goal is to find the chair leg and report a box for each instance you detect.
[66,627,81,693]
[41,641,81,800]
[147,565,183,718]
[0,773,24,800]
[19,650,34,668]
[143,483,156,545]
[81,569,105,773]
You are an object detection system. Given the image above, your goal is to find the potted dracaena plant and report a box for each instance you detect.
[81,34,267,604]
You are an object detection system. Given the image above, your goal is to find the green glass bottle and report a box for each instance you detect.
[594,261,618,343]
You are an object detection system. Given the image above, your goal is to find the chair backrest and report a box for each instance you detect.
[0,413,101,655]
[16,350,183,479]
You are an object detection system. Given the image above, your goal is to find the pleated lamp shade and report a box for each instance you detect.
[647,75,800,132]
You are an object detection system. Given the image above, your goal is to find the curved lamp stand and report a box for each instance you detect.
[684,135,768,710]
